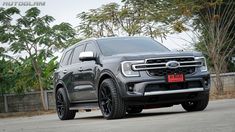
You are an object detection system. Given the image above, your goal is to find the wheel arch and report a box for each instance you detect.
[97,70,120,97]
[54,81,71,102]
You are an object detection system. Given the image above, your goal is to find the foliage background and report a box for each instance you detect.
[0,0,234,95]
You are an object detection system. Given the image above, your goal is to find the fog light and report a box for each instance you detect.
[127,84,135,92]
[204,80,208,86]
[128,86,133,91]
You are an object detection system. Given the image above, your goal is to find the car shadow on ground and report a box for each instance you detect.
[75,111,186,120]
[126,111,186,119]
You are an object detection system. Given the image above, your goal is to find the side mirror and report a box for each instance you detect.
[79,51,96,61]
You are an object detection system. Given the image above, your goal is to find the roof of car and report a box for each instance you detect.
[96,36,151,41]
[63,36,152,53]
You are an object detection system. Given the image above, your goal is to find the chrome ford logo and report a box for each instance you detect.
[166,61,180,69]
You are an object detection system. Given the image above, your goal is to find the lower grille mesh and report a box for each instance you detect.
[148,67,195,76]
[145,81,202,92]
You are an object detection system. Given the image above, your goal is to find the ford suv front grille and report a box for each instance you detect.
[132,56,201,76]
[147,67,196,76]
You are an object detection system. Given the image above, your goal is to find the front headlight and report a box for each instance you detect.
[121,60,144,77]
[195,57,208,72]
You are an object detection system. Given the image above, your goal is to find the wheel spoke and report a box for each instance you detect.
[56,92,65,116]
[101,101,106,106]
[60,107,64,115]
[57,104,64,108]
[107,102,112,113]
[57,99,62,104]
[107,92,111,98]
[100,85,113,116]
[57,95,61,102]
[101,90,106,97]
[102,88,107,96]
[59,94,63,102]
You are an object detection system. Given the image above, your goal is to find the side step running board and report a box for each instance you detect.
[69,102,99,110]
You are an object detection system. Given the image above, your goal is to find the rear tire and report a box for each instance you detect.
[99,78,126,119]
[56,88,76,120]
[181,93,209,112]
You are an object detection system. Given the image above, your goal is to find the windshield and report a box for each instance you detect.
[97,37,170,56]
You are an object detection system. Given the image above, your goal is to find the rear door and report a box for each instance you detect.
[60,49,74,101]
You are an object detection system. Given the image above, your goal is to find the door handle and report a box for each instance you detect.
[63,70,67,74]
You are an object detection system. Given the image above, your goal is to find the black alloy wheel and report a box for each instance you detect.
[56,91,65,117]
[100,85,113,116]
[99,78,126,119]
[56,88,76,120]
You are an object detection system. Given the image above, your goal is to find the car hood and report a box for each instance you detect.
[102,51,203,61]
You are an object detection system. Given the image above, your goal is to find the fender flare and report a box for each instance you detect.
[96,70,121,96]
[55,80,72,102]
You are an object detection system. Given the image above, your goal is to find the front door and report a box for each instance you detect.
[76,41,98,101]
[69,44,90,101]
[69,42,97,102]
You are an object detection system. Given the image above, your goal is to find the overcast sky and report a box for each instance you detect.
[1,0,122,28]
[0,0,196,58]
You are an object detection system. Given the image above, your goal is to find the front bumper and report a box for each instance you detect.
[124,91,209,106]
[116,71,211,98]
[144,88,204,96]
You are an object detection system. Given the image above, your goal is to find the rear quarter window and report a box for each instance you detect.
[60,49,73,66]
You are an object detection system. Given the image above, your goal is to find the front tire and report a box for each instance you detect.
[181,93,209,112]
[98,78,126,119]
[56,88,76,120]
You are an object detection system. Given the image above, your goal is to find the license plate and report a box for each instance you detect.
[167,74,184,83]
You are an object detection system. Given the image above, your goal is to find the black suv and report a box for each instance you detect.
[54,37,210,120]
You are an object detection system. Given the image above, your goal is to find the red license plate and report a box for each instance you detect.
[167,74,184,83]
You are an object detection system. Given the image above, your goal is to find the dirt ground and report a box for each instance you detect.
[0,110,56,119]
[210,91,235,100]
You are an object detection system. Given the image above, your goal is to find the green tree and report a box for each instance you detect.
[0,46,21,95]
[0,7,76,109]
[0,59,19,95]
[77,2,187,39]
[194,1,235,93]
[127,0,235,93]
[77,3,119,37]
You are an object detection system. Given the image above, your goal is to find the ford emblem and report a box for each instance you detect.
[166,61,180,69]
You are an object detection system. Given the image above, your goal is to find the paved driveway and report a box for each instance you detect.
[0,99,235,132]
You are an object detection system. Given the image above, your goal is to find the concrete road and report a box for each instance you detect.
[0,99,235,132]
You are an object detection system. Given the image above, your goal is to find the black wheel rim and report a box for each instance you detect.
[100,86,112,116]
[56,92,65,117]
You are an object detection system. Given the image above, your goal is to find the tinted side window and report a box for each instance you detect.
[71,45,84,64]
[85,42,97,53]
[61,49,72,66]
